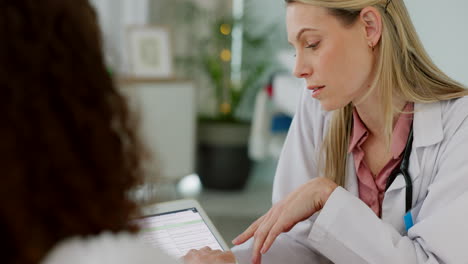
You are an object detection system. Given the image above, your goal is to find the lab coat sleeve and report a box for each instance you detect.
[41,232,179,264]
[272,86,329,203]
[308,124,468,263]
[232,87,332,263]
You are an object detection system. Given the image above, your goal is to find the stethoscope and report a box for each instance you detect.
[385,125,414,213]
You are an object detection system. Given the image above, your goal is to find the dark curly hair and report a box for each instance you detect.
[0,0,144,263]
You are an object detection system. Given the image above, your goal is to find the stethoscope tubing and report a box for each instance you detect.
[385,126,414,213]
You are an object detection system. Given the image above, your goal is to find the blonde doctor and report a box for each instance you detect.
[226,0,468,263]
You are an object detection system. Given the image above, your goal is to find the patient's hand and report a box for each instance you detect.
[183,247,237,264]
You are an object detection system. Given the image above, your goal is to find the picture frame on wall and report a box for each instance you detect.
[127,26,173,78]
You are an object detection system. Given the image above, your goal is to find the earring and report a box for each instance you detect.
[369,42,374,52]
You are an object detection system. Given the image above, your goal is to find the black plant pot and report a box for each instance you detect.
[196,122,252,190]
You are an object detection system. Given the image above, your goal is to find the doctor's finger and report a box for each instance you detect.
[251,215,277,264]
[232,214,267,245]
[251,230,265,264]
[260,222,284,254]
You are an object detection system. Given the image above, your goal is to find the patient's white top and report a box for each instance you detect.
[41,232,177,264]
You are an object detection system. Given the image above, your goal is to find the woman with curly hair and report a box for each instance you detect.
[0,0,237,263]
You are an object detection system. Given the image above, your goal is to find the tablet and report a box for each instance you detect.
[135,199,229,259]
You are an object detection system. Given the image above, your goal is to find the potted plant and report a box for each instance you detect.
[191,15,246,190]
[173,2,280,190]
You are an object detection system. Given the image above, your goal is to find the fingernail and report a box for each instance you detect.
[260,246,266,254]
[232,237,238,244]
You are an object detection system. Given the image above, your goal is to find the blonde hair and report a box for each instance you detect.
[287,0,468,186]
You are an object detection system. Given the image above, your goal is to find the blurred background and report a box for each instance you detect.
[89,0,468,244]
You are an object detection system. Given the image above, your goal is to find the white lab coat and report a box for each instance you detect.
[232,87,468,264]
[41,232,178,264]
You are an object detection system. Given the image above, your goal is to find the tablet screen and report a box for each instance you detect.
[136,207,224,258]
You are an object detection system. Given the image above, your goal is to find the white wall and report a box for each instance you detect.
[120,81,196,182]
[244,0,287,40]
[405,0,468,86]
[89,0,149,74]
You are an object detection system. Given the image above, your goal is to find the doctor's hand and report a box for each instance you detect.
[183,247,237,264]
[232,177,338,264]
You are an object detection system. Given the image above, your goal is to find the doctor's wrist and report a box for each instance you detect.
[317,177,338,208]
